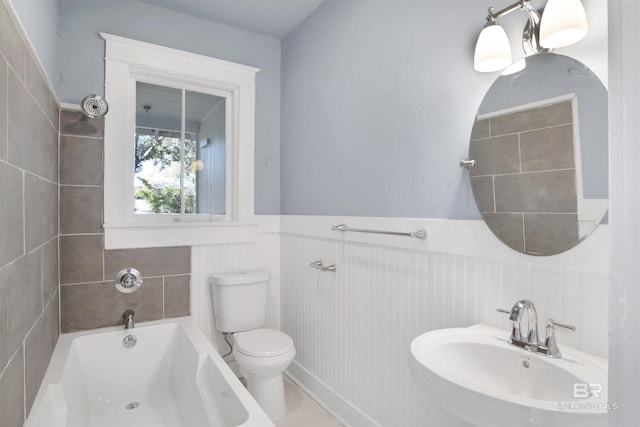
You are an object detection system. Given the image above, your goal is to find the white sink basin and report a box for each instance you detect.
[409,324,608,427]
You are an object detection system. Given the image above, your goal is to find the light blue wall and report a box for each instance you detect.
[9,0,60,92]
[58,0,281,214]
[280,0,607,219]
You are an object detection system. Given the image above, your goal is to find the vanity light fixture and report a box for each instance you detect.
[539,0,588,48]
[473,0,588,73]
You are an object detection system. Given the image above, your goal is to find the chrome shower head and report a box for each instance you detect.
[81,94,109,118]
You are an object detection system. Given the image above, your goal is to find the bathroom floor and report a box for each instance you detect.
[275,376,344,427]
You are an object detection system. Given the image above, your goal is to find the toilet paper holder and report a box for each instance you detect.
[310,260,337,272]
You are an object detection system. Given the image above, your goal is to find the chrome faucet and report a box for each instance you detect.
[509,299,539,345]
[497,300,575,358]
[123,309,135,329]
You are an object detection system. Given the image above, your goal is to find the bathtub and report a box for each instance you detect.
[25,317,274,427]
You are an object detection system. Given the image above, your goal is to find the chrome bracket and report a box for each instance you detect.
[310,260,337,272]
[460,159,476,169]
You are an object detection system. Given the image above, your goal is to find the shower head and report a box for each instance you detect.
[80,94,109,118]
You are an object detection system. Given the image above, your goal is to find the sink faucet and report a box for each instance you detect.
[497,300,575,358]
[123,309,135,329]
[509,299,539,345]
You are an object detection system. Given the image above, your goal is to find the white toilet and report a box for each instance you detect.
[210,271,296,421]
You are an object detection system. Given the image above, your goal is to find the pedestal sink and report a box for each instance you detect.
[409,324,608,427]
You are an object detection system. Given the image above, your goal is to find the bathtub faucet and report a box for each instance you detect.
[123,309,135,329]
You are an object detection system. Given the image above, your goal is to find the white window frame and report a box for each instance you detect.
[132,76,232,221]
[102,34,259,248]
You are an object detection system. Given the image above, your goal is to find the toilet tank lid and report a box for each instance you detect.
[210,271,270,286]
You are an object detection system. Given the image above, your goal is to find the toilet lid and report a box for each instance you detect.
[235,329,294,358]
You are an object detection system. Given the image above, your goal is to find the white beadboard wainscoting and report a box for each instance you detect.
[191,216,281,351]
[280,216,608,427]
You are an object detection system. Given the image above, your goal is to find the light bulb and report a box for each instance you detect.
[474,22,512,73]
[540,0,588,48]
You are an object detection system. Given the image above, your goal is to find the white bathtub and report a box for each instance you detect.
[26,317,274,427]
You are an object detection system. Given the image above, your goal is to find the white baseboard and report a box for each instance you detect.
[286,361,381,427]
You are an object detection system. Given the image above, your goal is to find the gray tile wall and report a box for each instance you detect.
[0,1,60,425]
[58,110,191,333]
[470,100,579,254]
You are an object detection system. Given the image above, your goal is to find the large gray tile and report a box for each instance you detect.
[104,246,191,280]
[0,0,26,81]
[520,124,575,172]
[7,70,58,182]
[48,95,59,132]
[25,173,58,252]
[524,213,579,255]
[59,135,103,185]
[484,213,525,253]
[0,161,23,267]
[0,58,7,160]
[6,250,42,357]
[25,54,51,124]
[0,347,25,427]
[470,176,495,214]
[61,278,163,332]
[469,133,520,177]
[60,110,104,138]
[60,186,103,234]
[59,235,104,285]
[25,293,58,415]
[489,100,573,136]
[0,266,7,371]
[41,238,58,305]
[164,275,190,318]
[494,170,578,213]
[470,118,490,140]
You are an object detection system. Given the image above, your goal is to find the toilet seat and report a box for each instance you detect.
[235,329,294,358]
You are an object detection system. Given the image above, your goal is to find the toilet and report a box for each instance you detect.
[210,271,295,421]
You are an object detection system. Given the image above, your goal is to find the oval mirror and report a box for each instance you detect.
[468,53,608,256]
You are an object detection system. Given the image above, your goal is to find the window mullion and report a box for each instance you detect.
[180,88,186,214]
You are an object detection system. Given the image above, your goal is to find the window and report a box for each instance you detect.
[102,34,259,248]
[134,82,227,217]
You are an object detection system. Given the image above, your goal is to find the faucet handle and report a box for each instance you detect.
[548,319,576,331]
[496,308,510,314]
[544,318,575,358]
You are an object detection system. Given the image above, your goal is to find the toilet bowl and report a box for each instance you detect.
[232,329,296,420]
[209,271,296,421]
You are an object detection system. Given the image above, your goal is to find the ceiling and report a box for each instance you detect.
[139,0,325,39]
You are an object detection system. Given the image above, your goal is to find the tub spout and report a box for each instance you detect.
[123,309,135,329]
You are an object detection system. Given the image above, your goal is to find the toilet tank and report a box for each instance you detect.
[210,271,270,333]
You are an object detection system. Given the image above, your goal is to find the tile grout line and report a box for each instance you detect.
[57,107,61,337]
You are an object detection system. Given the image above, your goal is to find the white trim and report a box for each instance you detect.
[280,215,609,273]
[103,223,257,249]
[286,363,382,427]
[102,33,259,248]
[1,0,60,107]
[58,102,81,112]
[608,2,640,423]
[476,93,576,120]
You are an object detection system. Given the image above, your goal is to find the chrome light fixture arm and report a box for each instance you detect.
[485,0,549,55]
[520,2,551,55]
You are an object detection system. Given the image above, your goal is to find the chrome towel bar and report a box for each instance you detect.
[331,223,426,240]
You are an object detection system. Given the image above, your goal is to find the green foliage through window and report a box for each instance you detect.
[134,132,196,214]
